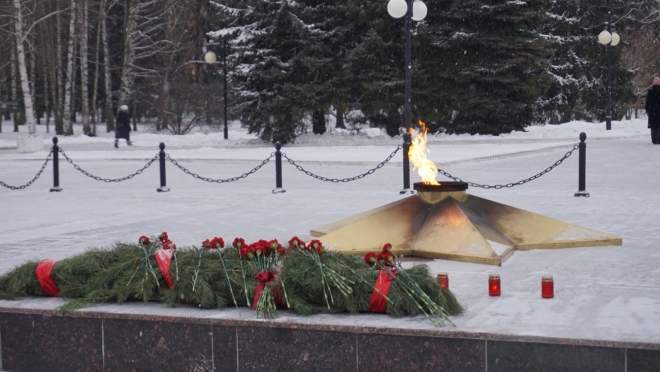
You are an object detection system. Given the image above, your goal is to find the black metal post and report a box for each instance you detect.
[272,142,285,194]
[574,132,589,197]
[50,137,62,192]
[223,39,229,140]
[404,0,412,130]
[606,11,612,131]
[157,142,170,192]
[400,132,413,194]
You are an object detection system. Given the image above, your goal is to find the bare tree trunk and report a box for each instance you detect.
[50,2,63,135]
[101,0,114,132]
[91,0,104,137]
[79,0,91,135]
[41,45,51,133]
[11,41,18,132]
[54,4,64,134]
[62,0,77,135]
[117,0,139,108]
[13,0,37,135]
[29,46,38,124]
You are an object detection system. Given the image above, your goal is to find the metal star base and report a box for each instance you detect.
[311,189,621,266]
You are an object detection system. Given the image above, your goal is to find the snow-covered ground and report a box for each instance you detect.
[1,117,658,345]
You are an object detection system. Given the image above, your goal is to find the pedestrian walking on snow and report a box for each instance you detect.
[115,105,132,148]
[646,76,660,144]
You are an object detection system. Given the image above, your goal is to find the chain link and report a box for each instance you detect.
[59,148,159,182]
[0,150,53,190]
[437,144,580,189]
[167,153,274,183]
[282,146,402,183]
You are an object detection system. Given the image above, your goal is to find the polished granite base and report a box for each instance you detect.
[0,306,659,372]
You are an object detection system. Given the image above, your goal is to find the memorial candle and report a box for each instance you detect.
[542,275,554,298]
[489,274,501,296]
[436,272,448,289]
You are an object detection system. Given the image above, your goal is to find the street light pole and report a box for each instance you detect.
[598,11,619,131]
[606,11,612,131]
[223,39,229,140]
[404,0,412,130]
[204,39,230,139]
[388,0,426,131]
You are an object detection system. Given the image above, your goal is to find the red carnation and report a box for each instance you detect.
[232,237,245,249]
[277,246,286,256]
[139,236,151,245]
[158,232,169,243]
[383,251,396,266]
[307,240,322,252]
[376,252,385,264]
[239,244,253,258]
[364,252,377,265]
[201,239,210,248]
[288,236,305,249]
[268,239,281,250]
[382,243,393,253]
[162,240,176,250]
[210,237,225,249]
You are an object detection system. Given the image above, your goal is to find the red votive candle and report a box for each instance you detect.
[489,274,501,296]
[436,272,449,289]
[542,275,554,298]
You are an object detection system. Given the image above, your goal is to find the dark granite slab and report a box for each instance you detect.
[628,348,660,372]
[213,325,237,372]
[103,319,213,372]
[358,333,484,372]
[237,326,356,372]
[487,340,625,372]
[0,313,103,372]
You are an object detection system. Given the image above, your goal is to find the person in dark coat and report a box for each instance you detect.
[115,105,132,148]
[646,77,660,144]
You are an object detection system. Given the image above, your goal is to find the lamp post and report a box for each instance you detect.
[204,40,229,140]
[387,0,427,130]
[597,11,620,131]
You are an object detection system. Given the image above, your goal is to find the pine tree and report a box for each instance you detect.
[537,0,584,123]
[417,0,552,135]
[211,0,307,144]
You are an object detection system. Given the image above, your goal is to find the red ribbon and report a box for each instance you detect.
[252,271,275,309]
[369,269,397,313]
[154,249,174,288]
[35,259,60,296]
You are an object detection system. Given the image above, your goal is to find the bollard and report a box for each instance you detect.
[157,142,170,192]
[49,137,62,192]
[272,142,286,194]
[574,132,589,197]
[400,132,414,195]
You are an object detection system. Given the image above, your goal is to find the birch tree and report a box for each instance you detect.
[101,0,114,132]
[62,0,77,135]
[12,0,36,135]
[78,0,91,135]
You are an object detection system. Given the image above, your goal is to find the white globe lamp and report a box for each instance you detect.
[204,51,217,64]
[598,30,611,45]
[387,0,408,19]
[610,31,620,46]
[412,0,427,21]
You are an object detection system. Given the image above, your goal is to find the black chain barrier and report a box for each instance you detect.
[0,149,53,190]
[282,146,402,183]
[437,144,580,189]
[167,153,274,183]
[59,148,159,182]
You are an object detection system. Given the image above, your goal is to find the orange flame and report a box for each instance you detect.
[408,121,440,185]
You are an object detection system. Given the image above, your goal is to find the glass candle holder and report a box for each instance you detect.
[542,275,554,298]
[489,274,501,296]
[436,272,449,289]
